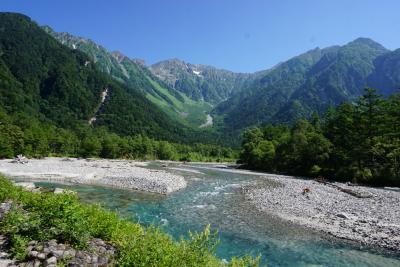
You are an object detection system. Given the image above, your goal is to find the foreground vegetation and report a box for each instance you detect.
[240,89,400,186]
[0,176,259,266]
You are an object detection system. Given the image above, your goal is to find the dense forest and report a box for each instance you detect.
[0,110,235,162]
[239,88,400,186]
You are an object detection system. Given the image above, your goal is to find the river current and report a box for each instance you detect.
[36,162,400,267]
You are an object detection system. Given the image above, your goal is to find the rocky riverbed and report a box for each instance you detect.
[243,173,400,251]
[0,157,187,194]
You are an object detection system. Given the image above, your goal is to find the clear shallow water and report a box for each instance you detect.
[35,163,400,267]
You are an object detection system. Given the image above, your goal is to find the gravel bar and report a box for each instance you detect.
[0,157,187,194]
[243,173,400,252]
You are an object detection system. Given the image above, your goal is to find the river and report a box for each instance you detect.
[35,162,400,266]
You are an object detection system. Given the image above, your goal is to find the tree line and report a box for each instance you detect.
[0,111,236,162]
[239,88,400,186]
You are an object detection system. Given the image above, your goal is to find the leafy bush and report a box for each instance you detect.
[0,176,259,266]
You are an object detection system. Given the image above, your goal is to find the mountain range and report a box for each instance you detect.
[150,59,250,104]
[214,38,400,130]
[1,12,400,146]
[44,27,243,128]
[45,23,400,133]
[0,12,210,144]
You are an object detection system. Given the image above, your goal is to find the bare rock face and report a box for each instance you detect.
[111,51,126,63]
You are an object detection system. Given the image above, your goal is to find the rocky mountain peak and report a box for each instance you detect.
[111,51,126,62]
[132,58,146,66]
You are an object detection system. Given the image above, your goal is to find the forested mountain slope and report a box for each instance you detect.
[368,48,400,95]
[46,24,400,136]
[44,27,214,127]
[0,12,192,142]
[214,47,330,128]
[214,38,399,130]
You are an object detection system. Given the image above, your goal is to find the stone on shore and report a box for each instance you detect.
[14,182,36,190]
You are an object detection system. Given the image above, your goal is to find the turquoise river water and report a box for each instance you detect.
[35,162,400,267]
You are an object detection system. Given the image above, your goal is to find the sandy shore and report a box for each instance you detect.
[242,173,400,251]
[0,157,186,194]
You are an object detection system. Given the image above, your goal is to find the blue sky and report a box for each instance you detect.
[1,0,399,72]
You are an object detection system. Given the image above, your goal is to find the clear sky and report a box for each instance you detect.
[1,0,399,72]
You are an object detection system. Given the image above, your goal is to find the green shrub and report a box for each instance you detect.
[0,176,259,266]
[9,234,29,261]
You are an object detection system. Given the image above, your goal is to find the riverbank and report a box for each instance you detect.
[0,176,257,266]
[243,173,400,251]
[0,157,186,194]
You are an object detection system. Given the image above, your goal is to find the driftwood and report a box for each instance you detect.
[314,177,372,198]
[11,154,28,164]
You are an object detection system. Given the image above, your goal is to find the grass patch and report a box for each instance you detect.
[144,77,214,127]
[0,176,260,266]
[147,78,184,110]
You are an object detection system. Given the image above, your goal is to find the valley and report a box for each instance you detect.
[0,7,400,267]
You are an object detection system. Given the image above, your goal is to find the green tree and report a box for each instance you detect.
[100,133,121,159]
[0,130,14,158]
[157,141,177,160]
[81,136,102,157]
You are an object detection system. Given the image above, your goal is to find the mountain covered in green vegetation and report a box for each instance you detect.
[43,27,215,127]
[2,12,400,151]
[0,13,215,143]
[150,59,251,104]
[0,12,238,161]
[368,48,400,95]
[44,24,400,136]
[214,38,400,130]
